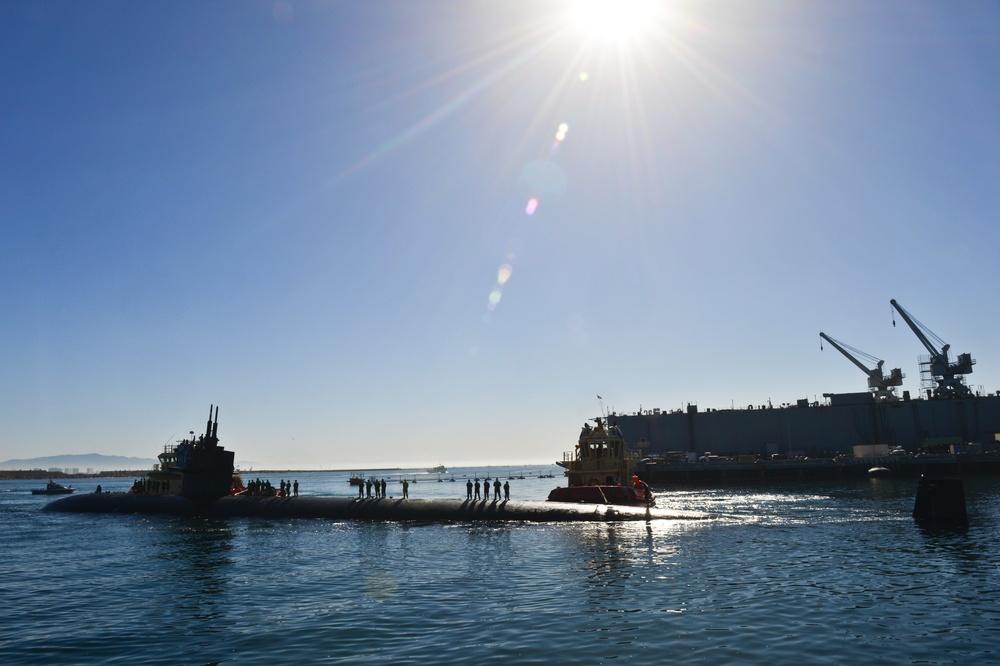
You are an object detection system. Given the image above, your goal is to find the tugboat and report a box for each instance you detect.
[548,418,653,506]
[31,481,76,495]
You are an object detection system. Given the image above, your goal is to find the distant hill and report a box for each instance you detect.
[0,453,157,472]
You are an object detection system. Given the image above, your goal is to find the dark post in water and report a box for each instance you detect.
[912,476,968,526]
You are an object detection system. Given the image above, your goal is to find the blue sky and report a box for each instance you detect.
[2,1,999,469]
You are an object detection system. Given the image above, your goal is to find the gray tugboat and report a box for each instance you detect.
[31,481,75,495]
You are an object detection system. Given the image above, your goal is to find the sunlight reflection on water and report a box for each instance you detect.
[3,474,1000,664]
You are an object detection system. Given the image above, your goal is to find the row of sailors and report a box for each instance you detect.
[130,478,166,494]
[245,478,299,497]
[362,478,387,498]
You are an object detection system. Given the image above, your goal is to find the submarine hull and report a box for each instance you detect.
[43,493,715,522]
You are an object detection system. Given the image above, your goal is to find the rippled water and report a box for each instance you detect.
[3,468,1000,664]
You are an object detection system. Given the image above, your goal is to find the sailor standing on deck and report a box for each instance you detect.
[493,478,501,500]
[402,479,409,499]
[466,479,473,500]
[474,479,481,500]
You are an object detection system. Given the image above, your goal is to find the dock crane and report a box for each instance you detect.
[819,332,904,401]
[890,298,975,398]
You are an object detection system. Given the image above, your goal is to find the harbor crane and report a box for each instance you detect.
[819,332,904,401]
[890,298,975,398]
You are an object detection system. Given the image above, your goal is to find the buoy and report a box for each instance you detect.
[912,476,968,526]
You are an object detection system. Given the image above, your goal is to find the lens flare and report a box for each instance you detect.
[272,2,294,23]
[525,197,539,215]
[552,122,569,152]
[522,159,568,195]
[497,264,512,285]
[362,570,398,601]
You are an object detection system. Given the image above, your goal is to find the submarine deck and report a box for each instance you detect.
[43,493,716,522]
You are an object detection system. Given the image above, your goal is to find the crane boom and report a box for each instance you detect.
[820,332,881,377]
[820,332,903,399]
[890,298,974,398]
[890,299,943,358]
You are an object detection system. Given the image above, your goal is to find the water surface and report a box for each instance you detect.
[3,468,998,664]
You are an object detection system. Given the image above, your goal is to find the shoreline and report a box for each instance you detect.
[0,467,411,481]
[0,470,147,481]
[0,466,554,481]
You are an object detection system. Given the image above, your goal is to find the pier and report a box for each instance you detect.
[638,453,1000,486]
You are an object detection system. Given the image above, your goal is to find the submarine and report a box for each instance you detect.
[44,405,716,523]
[44,492,713,522]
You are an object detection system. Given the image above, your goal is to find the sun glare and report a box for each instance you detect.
[571,0,658,43]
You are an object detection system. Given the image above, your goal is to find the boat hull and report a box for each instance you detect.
[547,485,651,506]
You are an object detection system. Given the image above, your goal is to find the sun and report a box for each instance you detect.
[570,0,659,44]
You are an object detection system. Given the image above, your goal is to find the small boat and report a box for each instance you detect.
[31,481,76,495]
[427,464,447,474]
[548,417,653,506]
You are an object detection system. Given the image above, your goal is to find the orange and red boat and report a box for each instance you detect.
[547,417,653,506]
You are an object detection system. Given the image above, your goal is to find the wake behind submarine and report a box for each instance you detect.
[45,406,716,523]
